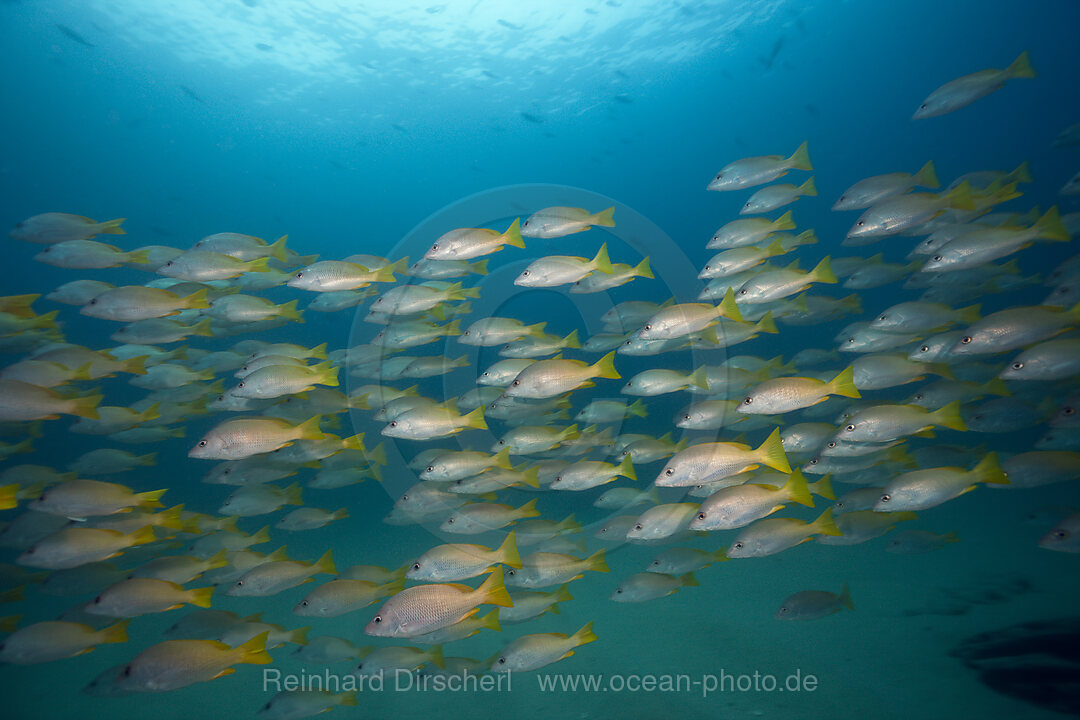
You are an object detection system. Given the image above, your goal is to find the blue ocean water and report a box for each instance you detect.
[2,0,1080,718]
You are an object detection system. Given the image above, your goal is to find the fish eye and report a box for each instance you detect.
[847,338,855,343]
[498,657,506,664]
[506,569,515,576]
[880,494,890,503]
[733,542,743,550]
[295,272,303,278]
[447,518,454,524]
[432,244,439,250]
[856,221,865,227]
[89,298,97,304]
[742,397,752,405]
[1012,362,1023,370]
[372,616,382,623]
[1055,529,1068,539]
[827,441,837,448]
[236,580,243,586]
[961,337,972,344]
[696,512,706,520]
[93,596,101,603]
[683,414,691,420]
[920,103,927,109]
[390,421,397,427]
[238,382,244,388]
[644,324,651,330]
[301,600,308,606]
[522,271,529,276]
[651,560,660,566]
[878,315,886,321]
[633,523,643,531]
[401,494,408,501]
[1064,407,1076,416]
[198,440,207,447]
[808,457,819,465]
[738,289,747,295]
[913,394,923,401]
[933,255,943,262]
[845,424,855,431]
[615,588,623,593]
[412,563,420,570]
[920,346,929,353]
[664,468,674,476]
[123,666,131,677]
[512,380,519,386]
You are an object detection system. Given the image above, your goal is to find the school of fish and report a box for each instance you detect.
[1,49,1079,718]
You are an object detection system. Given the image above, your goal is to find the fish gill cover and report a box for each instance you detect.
[0,0,1079,719]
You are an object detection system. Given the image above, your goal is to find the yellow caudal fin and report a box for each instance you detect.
[337,692,359,707]
[205,549,229,570]
[982,378,1011,397]
[685,366,709,390]
[764,237,787,257]
[591,206,616,228]
[188,586,214,608]
[756,311,779,334]
[517,467,540,489]
[782,468,814,508]
[189,318,214,337]
[787,140,812,171]
[915,160,940,189]
[679,572,700,588]
[553,583,575,604]
[440,319,462,337]
[1005,50,1036,79]
[571,621,598,646]
[944,181,976,211]
[559,424,581,443]
[931,400,967,431]
[340,433,365,452]
[314,550,337,575]
[955,303,982,324]
[585,548,609,573]
[526,321,548,338]
[99,218,126,235]
[498,218,524,248]
[590,350,620,380]
[127,525,158,547]
[616,455,636,481]
[828,366,861,399]
[755,428,791,473]
[476,566,513,607]
[492,447,514,470]
[970,452,1009,485]
[311,360,339,387]
[236,631,273,664]
[265,545,290,562]
[461,406,487,431]
[332,508,349,521]
[810,256,837,284]
[556,514,582,534]
[809,474,835,501]
[478,608,502,633]
[70,392,103,419]
[497,531,522,569]
[134,488,167,510]
[772,209,796,231]
[633,257,654,279]
[839,583,854,611]
[267,235,289,263]
[284,482,303,506]
[798,176,817,197]
[289,627,310,646]
[591,243,613,274]
[0,484,17,510]
[1033,206,1070,242]
[516,498,541,520]
[137,452,157,466]
[372,265,397,284]
[718,286,743,322]
[240,257,270,274]
[278,299,304,322]
[182,288,209,310]
[561,329,581,349]
[812,508,842,537]
[297,415,327,441]
[139,402,162,423]
[628,399,648,418]
[100,619,130,644]
[1005,161,1034,186]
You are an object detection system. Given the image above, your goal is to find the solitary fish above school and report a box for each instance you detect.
[914,51,1036,119]
[520,206,615,238]
[707,142,812,191]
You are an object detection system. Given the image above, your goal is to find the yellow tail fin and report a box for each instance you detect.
[571,621,598,646]
[970,452,1009,485]
[100,619,130,644]
[278,299,304,322]
[686,366,710,390]
[590,350,620,380]
[915,160,940,189]
[584,548,609,573]
[591,206,616,228]
[944,181,975,211]
[617,455,636,481]
[772,209,796,231]
[718,286,743,322]
[284,482,303,506]
[1005,50,1036,79]
[798,176,817,196]
[70,392,103,419]
[297,415,327,441]
[206,549,229,570]
[839,583,854,611]
[236,631,273,664]
[756,428,791,473]
[1033,206,1070,242]
[471,259,490,275]
[756,311,779,334]
[634,257,654,279]
[782,469,814,507]
[592,243,613,274]
[314,550,337,574]
[788,141,812,171]
[462,406,487,431]
[628,399,648,418]
[188,586,214,608]
[99,218,126,235]
[135,488,167,509]
[516,498,541,519]
[931,400,967,431]
[476,566,513,607]
[812,508,842,537]
[189,318,214,337]
[810,256,837,284]
[479,608,501,632]
[561,329,581,349]
[828,366,860,398]
[810,474,835,501]
[268,235,289,263]
[497,532,522,569]
[502,218,525,248]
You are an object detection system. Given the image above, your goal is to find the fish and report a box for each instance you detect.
[189,417,326,460]
[490,622,597,672]
[514,244,614,287]
[834,162,940,210]
[707,142,812,191]
[0,620,128,664]
[11,213,123,244]
[501,351,619,399]
[115,632,271,692]
[257,690,358,719]
[86,578,213,617]
[363,567,512,638]
[740,177,817,214]
[689,470,829,530]
[1038,513,1080,553]
[914,51,1036,118]
[727,509,842,558]
[406,534,521,582]
[738,366,860,414]
[520,207,615,238]
[656,429,791,487]
[775,585,853,619]
[875,454,1008,511]
[424,219,524,259]
[611,572,698,602]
